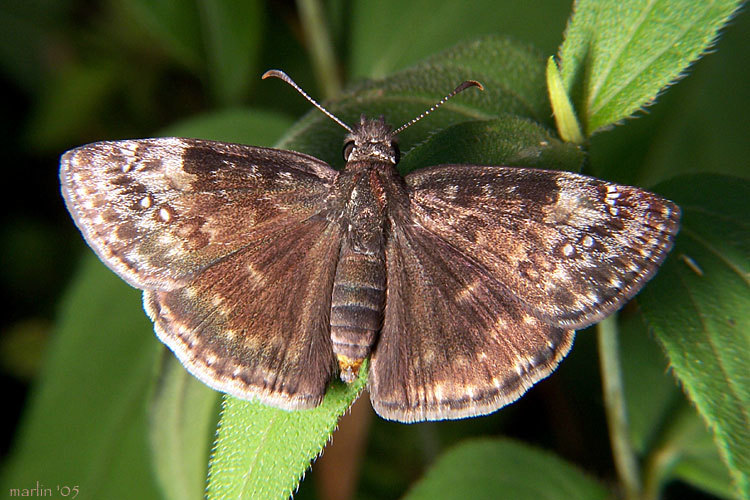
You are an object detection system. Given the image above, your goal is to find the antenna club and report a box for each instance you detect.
[262,69,287,81]
[460,80,484,92]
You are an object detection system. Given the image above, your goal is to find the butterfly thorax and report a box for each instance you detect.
[330,116,408,383]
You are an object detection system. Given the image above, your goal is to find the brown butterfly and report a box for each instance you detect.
[60,70,680,422]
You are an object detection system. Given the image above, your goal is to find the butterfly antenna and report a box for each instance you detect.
[393,80,483,136]
[262,69,353,133]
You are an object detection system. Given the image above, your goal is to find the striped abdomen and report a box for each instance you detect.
[330,247,385,382]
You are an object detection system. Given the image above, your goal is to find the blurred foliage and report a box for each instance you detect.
[0,1,747,499]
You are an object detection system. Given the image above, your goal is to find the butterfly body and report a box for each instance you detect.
[61,98,680,423]
[328,117,403,383]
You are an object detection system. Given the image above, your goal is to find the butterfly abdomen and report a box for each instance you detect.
[330,247,386,383]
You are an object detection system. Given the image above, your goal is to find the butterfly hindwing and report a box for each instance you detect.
[145,215,343,408]
[370,221,574,422]
[405,165,681,329]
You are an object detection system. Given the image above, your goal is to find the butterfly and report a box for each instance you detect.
[59,70,680,422]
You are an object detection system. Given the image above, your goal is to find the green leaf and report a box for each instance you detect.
[197,0,264,106]
[546,56,584,144]
[404,438,608,500]
[646,402,738,500]
[558,0,742,135]
[617,315,736,498]
[639,174,750,498]
[149,354,220,500]
[207,367,367,500]
[0,255,163,499]
[400,116,584,175]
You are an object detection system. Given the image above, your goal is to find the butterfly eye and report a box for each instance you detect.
[392,142,400,164]
[343,141,355,161]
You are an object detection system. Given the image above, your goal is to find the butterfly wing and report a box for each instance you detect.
[60,138,337,290]
[61,137,343,408]
[404,166,681,328]
[370,221,574,422]
[369,165,679,422]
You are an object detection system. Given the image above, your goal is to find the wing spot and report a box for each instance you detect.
[581,235,594,247]
[139,195,153,209]
[562,243,575,257]
[158,206,173,222]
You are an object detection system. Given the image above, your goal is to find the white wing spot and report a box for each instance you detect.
[581,235,594,248]
[158,207,172,222]
[140,195,153,209]
[562,243,575,257]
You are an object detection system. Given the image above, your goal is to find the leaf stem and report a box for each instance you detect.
[597,314,642,500]
[296,0,342,98]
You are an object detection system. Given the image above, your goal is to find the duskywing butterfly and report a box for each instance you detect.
[60,70,680,422]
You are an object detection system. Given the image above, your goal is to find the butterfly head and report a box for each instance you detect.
[343,115,400,165]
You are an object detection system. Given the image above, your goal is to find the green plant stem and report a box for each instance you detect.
[296,0,341,98]
[597,314,642,500]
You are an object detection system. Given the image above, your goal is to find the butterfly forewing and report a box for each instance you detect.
[60,138,337,290]
[404,166,681,329]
